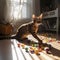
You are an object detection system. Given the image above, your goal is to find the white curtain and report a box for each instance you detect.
[5,0,33,22]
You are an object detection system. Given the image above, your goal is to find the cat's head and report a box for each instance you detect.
[32,13,43,23]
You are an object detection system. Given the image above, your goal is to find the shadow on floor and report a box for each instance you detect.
[50,46,60,57]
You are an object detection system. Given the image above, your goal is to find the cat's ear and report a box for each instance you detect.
[32,14,36,19]
[39,13,43,20]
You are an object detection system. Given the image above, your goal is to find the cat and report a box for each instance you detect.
[0,14,52,52]
[0,14,43,45]
[15,14,43,45]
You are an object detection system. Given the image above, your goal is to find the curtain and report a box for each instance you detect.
[5,0,33,22]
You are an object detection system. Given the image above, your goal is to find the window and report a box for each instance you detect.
[6,0,33,20]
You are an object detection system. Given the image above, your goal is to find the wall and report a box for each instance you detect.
[33,0,40,16]
[0,0,6,23]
